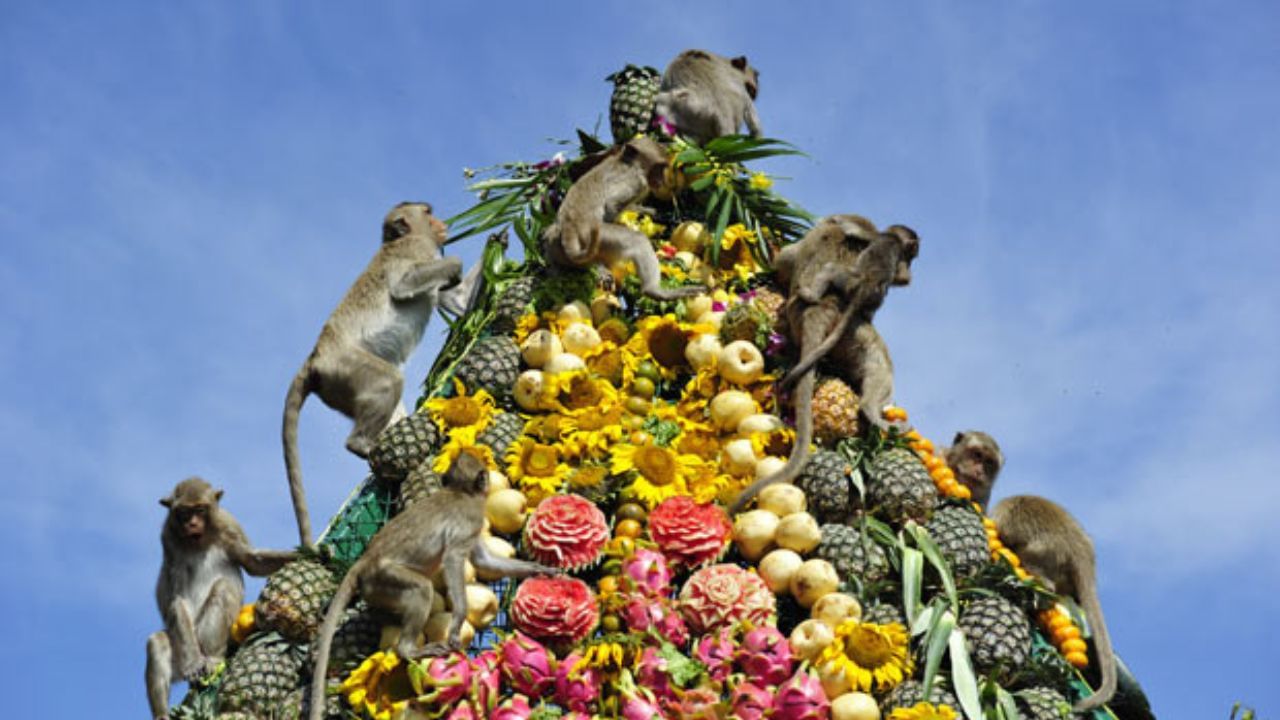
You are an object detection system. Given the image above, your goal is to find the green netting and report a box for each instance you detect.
[318,476,396,566]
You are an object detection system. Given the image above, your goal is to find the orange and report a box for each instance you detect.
[615,518,643,539]
[1061,638,1088,655]
[1052,625,1081,644]
[1048,614,1072,630]
[1065,651,1089,668]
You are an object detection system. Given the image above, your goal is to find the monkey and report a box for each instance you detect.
[283,202,463,546]
[729,217,918,514]
[943,430,1005,509]
[992,495,1117,712]
[307,452,556,720]
[653,49,761,144]
[542,135,702,301]
[146,478,297,720]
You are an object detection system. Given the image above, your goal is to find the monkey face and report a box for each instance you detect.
[383,202,446,244]
[886,225,920,286]
[170,503,211,543]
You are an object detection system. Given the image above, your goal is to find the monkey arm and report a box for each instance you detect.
[390,256,463,301]
[438,262,482,317]
[797,266,856,304]
[470,541,555,578]
[236,547,299,577]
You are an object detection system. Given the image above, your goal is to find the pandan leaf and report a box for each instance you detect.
[902,546,923,623]
[995,684,1023,720]
[919,606,954,700]
[949,625,984,720]
[907,522,959,614]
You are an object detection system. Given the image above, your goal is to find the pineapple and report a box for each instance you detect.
[812,377,860,445]
[924,503,991,578]
[606,64,661,143]
[214,714,256,720]
[957,595,1033,678]
[794,450,858,525]
[281,687,347,720]
[255,559,339,643]
[1016,686,1076,720]
[311,603,383,680]
[861,602,907,628]
[454,336,520,399]
[866,447,938,524]
[398,460,443,510]
[477,410,524,460]
[880,678,959,714]
[216,634,305,716]
[750,286,785,326]
[490,275,535,335]
[368,412,440,484]
[719,302,770,347]
[814,523,891,586]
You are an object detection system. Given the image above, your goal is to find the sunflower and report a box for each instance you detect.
[506,436,569,501]
[566,464,610,492]
[561,404,627,459]
[819,620,913,693]
[513,312,542,346]
[540,369,621,418]
[889,703,958,720]
[713,223,763,284]
[431,434,497,474]
[748,426,795,458]
[424,379,495,442]
[340,651,413,720]
[617,209,666,239]
[684,460,731,504]
[610,440,701,507]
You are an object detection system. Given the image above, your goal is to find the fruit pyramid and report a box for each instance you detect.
[171,55,1129,720]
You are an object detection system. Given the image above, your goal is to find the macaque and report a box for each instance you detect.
[283,202,466,546]
[944,430,1004,509]
[146,478,297,720]
[543,136,700,301]
[307,453,555,720]
[992,495,1117,712]
[653,49,761,144]
[730,217,917,514]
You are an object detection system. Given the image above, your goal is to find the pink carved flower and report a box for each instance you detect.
[523,493,610,571]
[511,576,599,644]
[648,496,732,568]
[678,563,776,634]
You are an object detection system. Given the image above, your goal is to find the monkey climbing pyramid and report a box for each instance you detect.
[170,60,1139,720]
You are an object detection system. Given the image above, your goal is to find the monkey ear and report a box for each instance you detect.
[953,431,967,445]
[159,496,173,508]
[730,55,749,70]
[214,489,224,502]
[620,142,639,164]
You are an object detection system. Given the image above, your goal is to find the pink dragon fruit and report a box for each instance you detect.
[470,650,500,711]
[413,651,473,706]
[620,547,673,597]
[554,653,602,712]
[735,625,794,687]
[621,594,689,645]
[663,686,722,720]
[617,669,670,720]
[498,631,557,697]
[634,646,676,701]
[490,694,534,720]
[444,701,478,720]
[772,670,830,720]
[694,626,736,682]
[561,713,592,720]
[728,681,774,720]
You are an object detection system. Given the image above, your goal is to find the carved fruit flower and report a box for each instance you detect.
[511,576,599,644]
[678,563,776,633]
[523,493,609,571]
[648,496,733,568]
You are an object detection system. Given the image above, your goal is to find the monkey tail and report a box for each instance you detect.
[729,370,816,514]
[1071,565,1118,712]
[283,365,315,547]
[780,302,857,389]
[308,569,358,720]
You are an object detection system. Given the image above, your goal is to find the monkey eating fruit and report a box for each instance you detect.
[283,202,465,546]
[146,478,297,720]
[653,49,761,144]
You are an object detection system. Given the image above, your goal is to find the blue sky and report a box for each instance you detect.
[2,2,1277,718]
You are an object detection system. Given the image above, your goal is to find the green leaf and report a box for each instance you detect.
[919,607,954,700]
[902,546,923,623]
[950,626,984,720]
[658,641,705,688]
[907,522,959,613]
[996,685,1023,720]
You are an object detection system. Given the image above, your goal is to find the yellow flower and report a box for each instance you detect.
[432,434,497,474]
[567,464,610,491]
[341,651,413,720]
[684,460,730,504]
[513,312,541,346]
[506,436,569,500]
[425,379,496,440]
[611,441,701,507]
[889,702,959,720]
[542,369,620,415]
[720,223,756,250]
[561,404,627,459]
[819,620,913,693]
[617,210,666,238]
[749,426,795,459]
[749,171,773,190]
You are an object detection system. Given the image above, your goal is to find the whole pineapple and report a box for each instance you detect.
[1016,686,1076,720]
[453,336,520,399]
[814,523,891,586]
[217,634,305,716]
[368,412,440,484]
[957,595,1033,678]
[812,377,860,445]
[924,503,991,578]
[477,411,524,460]
[281,687,348,720]
[880,679,960,715]
[311,603,383,680]
[794,450,858,525]
[398,460,443,510]
[866,447,938,524]
[490,275,535,335]
[606,64,661,143]
[255,559,339,643]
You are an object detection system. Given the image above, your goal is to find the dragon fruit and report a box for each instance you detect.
[621,595,689,645]
[618,669,670,720]
[470,650,500,711]
[412,651,473,706]
[444,701,478,720]
[736,625,794,687]
[562,713,592,720]
[491,694,534,720]
[663,686,722,720]
[728,681,774,720]
[634,646,676,701]
[772,670,831,720]
[498,632,557,697]
[620,547,673,597]
[554,653,602,712]
[694,626,736,682]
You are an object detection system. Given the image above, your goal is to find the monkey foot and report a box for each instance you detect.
[407,641,456,659]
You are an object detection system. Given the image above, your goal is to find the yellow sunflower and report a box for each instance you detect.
[749,426,796,459]
[524,413,570,444]
[617,209,666,238]
[611,441,701,507]
[541,369,620,415]
[340,651,413,720]
[713,223,763,283]
[819,620,913,693]
[561,404,627,459]
[889,703,958,720]
[424,379,495,442]
[566,464,610,492]
[506,436,569,501]
[684,460,730,504]
[431,434,497,474]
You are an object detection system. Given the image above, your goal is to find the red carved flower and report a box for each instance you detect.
[511,576,599,644]
[523,494,609,571]
[679,563,776,634]
[648,496,732,567]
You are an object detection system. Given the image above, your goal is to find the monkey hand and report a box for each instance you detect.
[178,654,219,682]
[413,641,456,659]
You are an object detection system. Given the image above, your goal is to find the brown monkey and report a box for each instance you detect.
[308,452,555,720]
[146,478,297,720]
[729,217,917,513]
[944,430,1004,509]
[283,202,463,546]
[543,136,701,301]
[653,49,761,144]
[992,495,1117,712]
